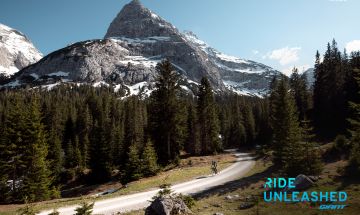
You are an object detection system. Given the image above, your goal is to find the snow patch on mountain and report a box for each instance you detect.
[216,53,249,64]
[223,80,266,97]
[119,56,160,68]
[110,36,171,44]
[214,62,266,74]
[48,71,69,77]
[119,81,155,99]
[0,65,18,76]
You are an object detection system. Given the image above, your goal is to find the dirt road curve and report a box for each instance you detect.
[38,150,255,215]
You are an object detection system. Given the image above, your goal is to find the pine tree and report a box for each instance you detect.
[73,136,82,170]
[0,129,11,203]
[185,103,200,155]
[141,140,159,176]
[269,75,280,138]
[242,104,256,146]
[111,124,125,168]
[218,100,231,148]
[228,97,246,147]
[346,52,360,106]
[63,115,79,176]
[197,77,221,154]
[290,67,310,120]
[149,59,186,164]
[125,144,142,182]
[48,130,63,183]
[0,97,24,202]
[91,93,116,182]
[229,120,246,148]
[313,40,348,138]
[253,99,272,146]
[76,106,92,169]
[270,77,303,175]
[21,96,53,202]
[65,140,75,169]
[301,119,323,175]
[44,103,64,184]
[124,97,145,157]
[347,68,360,176]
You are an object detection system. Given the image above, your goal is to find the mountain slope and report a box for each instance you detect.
[182,31,280,96]
[5,0,279,97]
[0,23,42,78]
[303,68,315,87]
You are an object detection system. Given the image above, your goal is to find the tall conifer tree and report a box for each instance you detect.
[22,96,52,202]
[149,59,185,164]
[290,67,310,120]
[197,77,221,154]
[270,77,303,175]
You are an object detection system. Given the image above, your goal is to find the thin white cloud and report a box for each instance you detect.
[346,40,360,53]
[252,50,259,55]
[264,47,301,65]
[281,64,311,77]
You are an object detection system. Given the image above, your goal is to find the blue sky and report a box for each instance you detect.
[1,0,359,75]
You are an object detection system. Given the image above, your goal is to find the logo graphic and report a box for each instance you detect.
[263,178,347,210]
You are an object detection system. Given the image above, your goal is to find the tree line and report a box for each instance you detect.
[268,39,360,177]
[0,60,264,203]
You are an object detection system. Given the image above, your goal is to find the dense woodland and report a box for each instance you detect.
[0,40,359,204]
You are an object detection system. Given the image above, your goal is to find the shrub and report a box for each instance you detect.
[74,201,94,215]
[179,194,196,209]
[334,135,350,154]
[324,135,351,162]
[347,143,360,177]
[153,184,173,199]
[141,141,159,176]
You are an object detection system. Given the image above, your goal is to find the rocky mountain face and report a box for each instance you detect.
[0,23,42,79]
[303,68,315,87]
[6,0,280,97]
[182,31,280,96]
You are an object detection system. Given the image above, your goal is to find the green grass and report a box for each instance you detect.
[0,153,235,215]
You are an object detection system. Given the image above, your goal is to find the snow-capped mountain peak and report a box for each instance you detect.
[3,1,280,98]
[0,23,42,77]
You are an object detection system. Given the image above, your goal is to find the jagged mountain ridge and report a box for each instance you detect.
[0,23,42,78]
[6,0,280,97]
[182,31,280,96]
